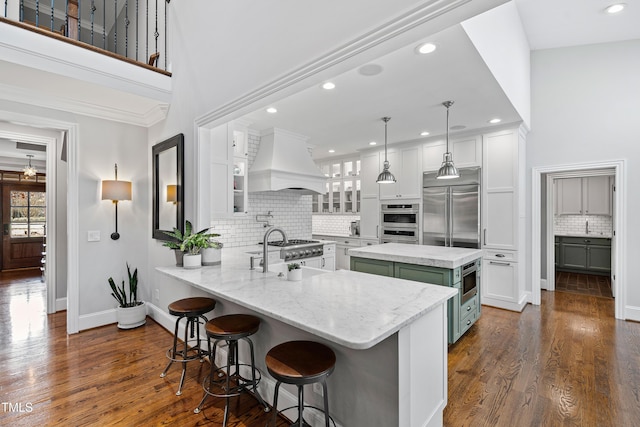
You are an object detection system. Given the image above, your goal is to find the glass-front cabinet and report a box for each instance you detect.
[313,158,361,214]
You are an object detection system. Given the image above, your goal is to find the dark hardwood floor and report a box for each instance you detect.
[445,290,640,427]
[555,270,613,298]
[2,270,639,426]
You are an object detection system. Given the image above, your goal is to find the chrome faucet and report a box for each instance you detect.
[262,226,288,273]
[585,220,589,235]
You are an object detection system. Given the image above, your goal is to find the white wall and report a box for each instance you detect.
[526,39,640,314]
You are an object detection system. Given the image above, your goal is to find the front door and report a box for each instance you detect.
[1,183,46,270]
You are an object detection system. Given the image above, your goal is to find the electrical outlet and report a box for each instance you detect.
[153,289,160,302]
[313,382,323,396]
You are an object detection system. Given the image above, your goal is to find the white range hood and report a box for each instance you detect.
[248,128,325,195]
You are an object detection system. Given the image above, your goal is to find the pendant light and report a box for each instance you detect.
[23,154,37,179]
[436,101,460,180]
[376,117,396,184]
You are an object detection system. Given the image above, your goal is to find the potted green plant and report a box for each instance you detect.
[162,220,213,267]
[180,231,210,269]
[108,263,146,329]
[287,262,302,281]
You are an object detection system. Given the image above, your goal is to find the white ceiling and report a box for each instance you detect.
[239,0,640,161]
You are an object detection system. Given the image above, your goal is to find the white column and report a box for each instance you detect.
[6,0,21,20]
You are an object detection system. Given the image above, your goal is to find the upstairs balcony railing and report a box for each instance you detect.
[3,0,171,72]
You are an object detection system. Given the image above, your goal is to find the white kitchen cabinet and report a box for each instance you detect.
[314,158,361,213]
[482,251,518,303]
[481,127,527,312]
[379,146,421,199]
[300,258,322,268]
[336,238,361,270]
[361,150,381,198]
[208,122,248,218]
[422,135,482,172]
[557,176,611,216]
[557,177,583,215]
[359,197,380,240]
[482,129,518,250]
[321,243,336,271]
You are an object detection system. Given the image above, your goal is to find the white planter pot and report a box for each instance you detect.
[116,302,146,329]
[201,247,221,266]
[287,269,302,281]
[183,253,202,269]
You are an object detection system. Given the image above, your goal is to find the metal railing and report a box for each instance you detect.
[3,0,170,71]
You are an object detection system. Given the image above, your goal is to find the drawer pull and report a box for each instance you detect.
[495,253,506,258]
[467,306,472,311]
[466,320,472,326]
[490,261,511,266]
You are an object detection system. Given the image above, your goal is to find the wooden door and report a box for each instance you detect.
[1,183,46,270]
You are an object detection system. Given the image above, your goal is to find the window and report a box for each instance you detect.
[10,190,46,238]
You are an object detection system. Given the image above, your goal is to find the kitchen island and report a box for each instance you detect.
[349,243,483,344]
[156,245,456,427]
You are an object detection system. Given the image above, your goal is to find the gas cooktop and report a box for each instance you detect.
[258,239,324,261]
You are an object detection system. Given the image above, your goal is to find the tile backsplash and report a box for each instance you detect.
[312,214,360,236]
[208,131,313,247]
[554,214,612,236]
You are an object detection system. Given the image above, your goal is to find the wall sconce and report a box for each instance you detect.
[101,163,132,240]
[166,184,177,205]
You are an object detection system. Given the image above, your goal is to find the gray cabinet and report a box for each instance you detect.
[556,236,611,275]
[557,176,611,216]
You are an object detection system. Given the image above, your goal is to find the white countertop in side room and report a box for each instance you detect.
[157,245,456,350]
[554,232,612,238]
[348,243,483,269]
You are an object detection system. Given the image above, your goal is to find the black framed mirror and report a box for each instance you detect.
[152,133,184,240]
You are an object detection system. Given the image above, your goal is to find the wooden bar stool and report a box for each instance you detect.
[266,340,336,427]
[160,297,216,396]
[194,314,269,425]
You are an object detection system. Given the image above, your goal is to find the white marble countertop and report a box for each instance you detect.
[348,243,483,269]
[157,246,456,350]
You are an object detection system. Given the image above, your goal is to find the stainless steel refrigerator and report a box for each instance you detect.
[422,167,480,248]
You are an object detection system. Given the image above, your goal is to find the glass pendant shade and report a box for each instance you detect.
[436,100,459,180]
[376,117,396,184]
[23,154,37,178]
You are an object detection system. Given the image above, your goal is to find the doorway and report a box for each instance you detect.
[531,160,625,319]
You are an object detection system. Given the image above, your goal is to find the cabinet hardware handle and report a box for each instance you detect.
[489,261,511,266]
[495,253,506,258]
[322,258,325,268]
[376,225,379,238]
[483,229,487,246]
[467,306,472,311]
[466,320,472,326]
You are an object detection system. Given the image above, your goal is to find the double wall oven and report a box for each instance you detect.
[380,203,419,244]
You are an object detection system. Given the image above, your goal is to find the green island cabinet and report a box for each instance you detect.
[350,257,481,344]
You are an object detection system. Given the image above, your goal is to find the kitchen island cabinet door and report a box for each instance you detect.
[350,257,394,277]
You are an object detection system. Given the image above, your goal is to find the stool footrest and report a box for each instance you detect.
[276,404,336,427]
[201,363,262,398]
[165,345,208,363]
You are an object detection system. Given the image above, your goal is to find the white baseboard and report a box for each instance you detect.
[624,305,640,322]
[481,295,528,312]
[55,297,67,312]
[79,308,116,331]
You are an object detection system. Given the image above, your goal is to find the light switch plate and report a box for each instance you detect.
[87,230,101,242]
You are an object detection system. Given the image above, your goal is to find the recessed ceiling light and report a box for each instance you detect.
[416,42,437,54]
[369,141,377,146]
[488,118,501,124]
[322,82,336,90]
[420,131,430,136]
[328,149,335,153]
[266,107,277,114]
[605,3,625,14]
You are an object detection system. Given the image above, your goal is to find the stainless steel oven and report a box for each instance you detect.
[381,203,419,244]
[461,260,478,304]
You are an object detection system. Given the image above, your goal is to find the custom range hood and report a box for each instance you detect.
[248,128,325,195]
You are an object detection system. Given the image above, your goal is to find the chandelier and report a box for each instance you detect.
[23,154,37,178]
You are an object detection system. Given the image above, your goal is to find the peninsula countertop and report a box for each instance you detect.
[348,243,483,269]
[157,246,456,350]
